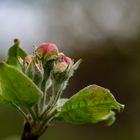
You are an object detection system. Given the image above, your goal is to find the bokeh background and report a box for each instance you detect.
[0,0,140,140]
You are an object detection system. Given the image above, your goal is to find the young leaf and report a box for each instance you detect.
[18,47,27,59]
[0,62,43,106]
[56,98,69,112]
[57,85,124,125]
[6,39,27,70]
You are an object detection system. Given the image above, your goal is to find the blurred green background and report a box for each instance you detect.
[0,0,140,140]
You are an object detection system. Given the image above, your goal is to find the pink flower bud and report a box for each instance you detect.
[23,54,34,64]
[55,55,74,73]
[36,43,59,58]
[55,62,68,73]
[62,56,73,65]
[58,55,73,64]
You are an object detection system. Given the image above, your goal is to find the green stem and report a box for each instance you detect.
[39,108,57,136]
[40,81,63,121]
[35,104,40,119]
[12,103,28,121]
[28,107,36,121]
[40,78,52,115]
[43,108,57,124]
[50,82,64,107]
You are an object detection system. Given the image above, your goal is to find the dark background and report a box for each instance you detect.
[0,0,140,140]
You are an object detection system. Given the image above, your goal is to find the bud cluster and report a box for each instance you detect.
[0,39,124,140]
[19,42,81,110]
[7,41,80,138]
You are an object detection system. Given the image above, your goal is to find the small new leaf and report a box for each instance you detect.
[0,62,43,106]
[6,39,27,70]
[57,85,124,125]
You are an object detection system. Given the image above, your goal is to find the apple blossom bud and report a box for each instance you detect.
[23,54,44,87]
[23,54,34,64]
[55,62,68,73]
[62,56,73,65]
[55,55,74,73]
[36,43,59,59]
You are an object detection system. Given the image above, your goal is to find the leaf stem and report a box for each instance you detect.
[40,81,64,122]
[28,107,36,121]
[12,103,28,121]
[40,107,57,135]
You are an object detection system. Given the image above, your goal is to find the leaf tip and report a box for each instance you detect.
[13,38,20,45]
[119,103,125,112]
[72,59,82,70]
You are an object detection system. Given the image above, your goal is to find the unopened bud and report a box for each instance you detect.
[55,62,68,73]
[55,55,73,73]
[36,43,59,59]
[62,56,73,65]
[23,54,34,64]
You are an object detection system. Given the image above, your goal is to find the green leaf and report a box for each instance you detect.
[0,62,43,106]
[57,85,124,125]
[56,98,69,112]
[18,47,27,59]
[6,39,27,70]
[53,98,69,120]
